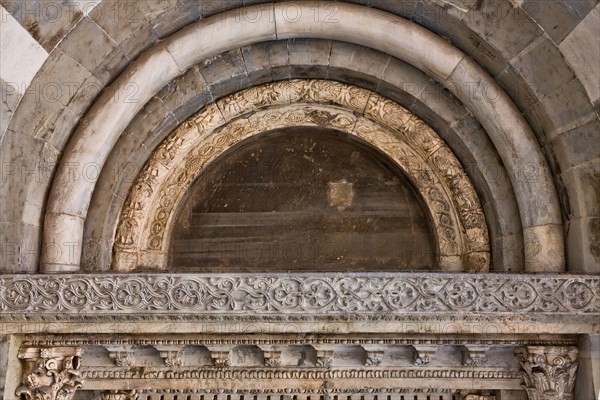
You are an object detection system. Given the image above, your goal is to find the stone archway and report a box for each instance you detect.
[112,80,489,272]
[39,2,563,274]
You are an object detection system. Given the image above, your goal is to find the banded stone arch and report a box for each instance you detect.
[41,1,563,273]
[113,80,489,271]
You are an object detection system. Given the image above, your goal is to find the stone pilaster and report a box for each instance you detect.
[516,346,578,400]
[15,346,83,400]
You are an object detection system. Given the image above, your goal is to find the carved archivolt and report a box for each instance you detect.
[113,80,489,271]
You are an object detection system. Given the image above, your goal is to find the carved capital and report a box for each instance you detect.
[15,347,83,400]
[516,346,578,400]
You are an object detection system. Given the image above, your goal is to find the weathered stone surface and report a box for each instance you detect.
[412,0,461,40]
[522,0,597,43]
[196,49,250,101]
[552,118,600,168]
[575,335,600,400]
[289,38,332,67]
[156,66,209,122]
[496,65,539,111]
[512,37,576,99]
[1,1,599,393]
[198,0,243,18]
[560,6,600,104]
[486,6,542,60]
[567,216,600,273]
[0,272,597,321]
[137,0,200,39]
[458,0,513,40]
[6,48,91,142]
[538,78,596,138]
[471,39,509,77]
[367,0,418,18]
[58,17,129,86]
[1,0,83,51]
[0,5,48,93]
[240,41,276,85]
[448,57,562,234]
[516,346,579,400]
[329,42,391,92]
[0,79,22,142]
[89,0,159,63]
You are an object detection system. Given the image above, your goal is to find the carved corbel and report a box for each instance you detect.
[105,345,134,367]
[462,345,488,367]
[153,345,183,367]
[316,349,334,367]
[413,345,436,366]
[264,350,282,368]
[365,350,384,367]
[208,349,229,368]
[101,390,138,400]
[15,346,83,400]
[515,346,578,400]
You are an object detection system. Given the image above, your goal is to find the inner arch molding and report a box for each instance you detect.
[113,80,490,271]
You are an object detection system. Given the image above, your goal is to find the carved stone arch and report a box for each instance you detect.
[113,80,489,271]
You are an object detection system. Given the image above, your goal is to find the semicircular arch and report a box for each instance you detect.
[113,80,490,272]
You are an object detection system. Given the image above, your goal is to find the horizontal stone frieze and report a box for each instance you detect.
[0,273,597,317]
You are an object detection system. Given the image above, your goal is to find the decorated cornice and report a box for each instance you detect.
[0,273,597,321]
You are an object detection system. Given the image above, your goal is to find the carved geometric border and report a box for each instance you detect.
[113,80,490,272]
[1,273,597,316]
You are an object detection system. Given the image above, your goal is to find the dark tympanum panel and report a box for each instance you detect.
[170,128,436,272]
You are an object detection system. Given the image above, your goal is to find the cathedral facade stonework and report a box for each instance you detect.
[0,1,599,399]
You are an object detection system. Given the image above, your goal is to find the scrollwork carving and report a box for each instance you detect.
[0,274,597,316]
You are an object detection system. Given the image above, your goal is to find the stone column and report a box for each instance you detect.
[15,346,83,400]
[515,346,578,400]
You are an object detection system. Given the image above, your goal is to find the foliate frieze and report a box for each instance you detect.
[0,273,597,316]
[113,79,490,271]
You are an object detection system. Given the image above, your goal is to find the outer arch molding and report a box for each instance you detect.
[41,1,563,273]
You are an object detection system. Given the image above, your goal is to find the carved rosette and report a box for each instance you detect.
[515,346,578,400]
[113,79,490,272]
[15,347,83,400]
